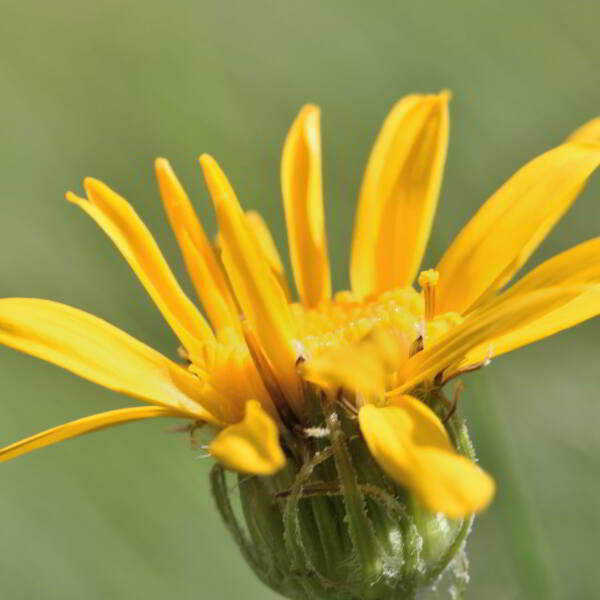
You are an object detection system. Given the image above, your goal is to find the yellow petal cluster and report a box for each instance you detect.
[1,93,599,519]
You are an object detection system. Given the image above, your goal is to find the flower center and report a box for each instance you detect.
[293,282,462,362]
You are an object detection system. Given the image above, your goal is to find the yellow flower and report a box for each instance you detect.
[1,92,600,523]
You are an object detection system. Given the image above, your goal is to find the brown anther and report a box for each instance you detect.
[409,335,424,357]
[169,420,205,448]
[177,345,191,364]
[440,352,492,387]
[442,381,463,424]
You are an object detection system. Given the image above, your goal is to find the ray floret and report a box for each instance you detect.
[1,98,599,528]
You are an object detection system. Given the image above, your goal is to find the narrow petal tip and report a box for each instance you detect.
[154,158,173,182]
[82,176,102,195]
[154,158,180,206]
[198,153,216,174]
[199,154,234,208]
[567,117,600,144]
[65,190,80,203]
[438,88,453,103]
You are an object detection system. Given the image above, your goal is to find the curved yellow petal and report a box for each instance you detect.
[351,92,450,297]
[179,227,239,331]
[301,326,410,400]
[568,117,600,144]
[67,179,213,355]
[491,237,600,301]
[463,287,600,365]
[200,154,302,411]
[0,406,177,462]
[0,298,223,423]
[359,397,495,518]
[281,105,331,306]
[302,344,386,400]
[436,143,600,314]
[450,239,600,365]
[154,158,239,330]
[245,210,291,300]
[393,287,589,394]
[209,400,285,475]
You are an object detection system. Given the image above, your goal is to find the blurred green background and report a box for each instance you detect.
[1,1,599,598]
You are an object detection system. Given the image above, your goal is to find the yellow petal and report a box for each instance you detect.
[245,210,291,300]
[464,286,600,365]
[154,158,239,330]
[452,239,600,365]
[281,105,331,306]
[0,406,177,462]
[351,92,450,297]
[302,344,387,400]
[0,298,223,423]
[489,238,600,301]
[436,143,600,314]
[359,397,495,518]
[393,287,589,394]
[209,400,285,475]
[199,154,302,410]
[568,117,600,144]
[178,227,239,331]
[67,179,213,355]
[301,326,410,400]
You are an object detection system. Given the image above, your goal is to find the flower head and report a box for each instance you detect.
[1,92,600,597]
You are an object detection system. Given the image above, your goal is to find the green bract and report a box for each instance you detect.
[211,395,474,600]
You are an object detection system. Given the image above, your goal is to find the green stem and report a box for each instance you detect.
[323,401,383,596]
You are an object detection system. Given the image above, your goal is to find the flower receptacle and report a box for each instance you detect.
[211,396,474,600]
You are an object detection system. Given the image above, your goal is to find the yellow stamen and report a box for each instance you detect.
[418,269,439,322]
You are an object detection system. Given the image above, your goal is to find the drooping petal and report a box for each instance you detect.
[245,210,291,299]
[209,400,285,475]
[67,179,213,355]
[392,287,591,394]
[199,155,302,410]
[358,397,495,518]
[281,105,331,307]
[0,298,223,423]
[301,326,410,400]
[154,158,239,330]
[302,344,386,400]
[436,143,600,314]
[0,406,177,462]
[351,92,450,297]
[568,117,600,143]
